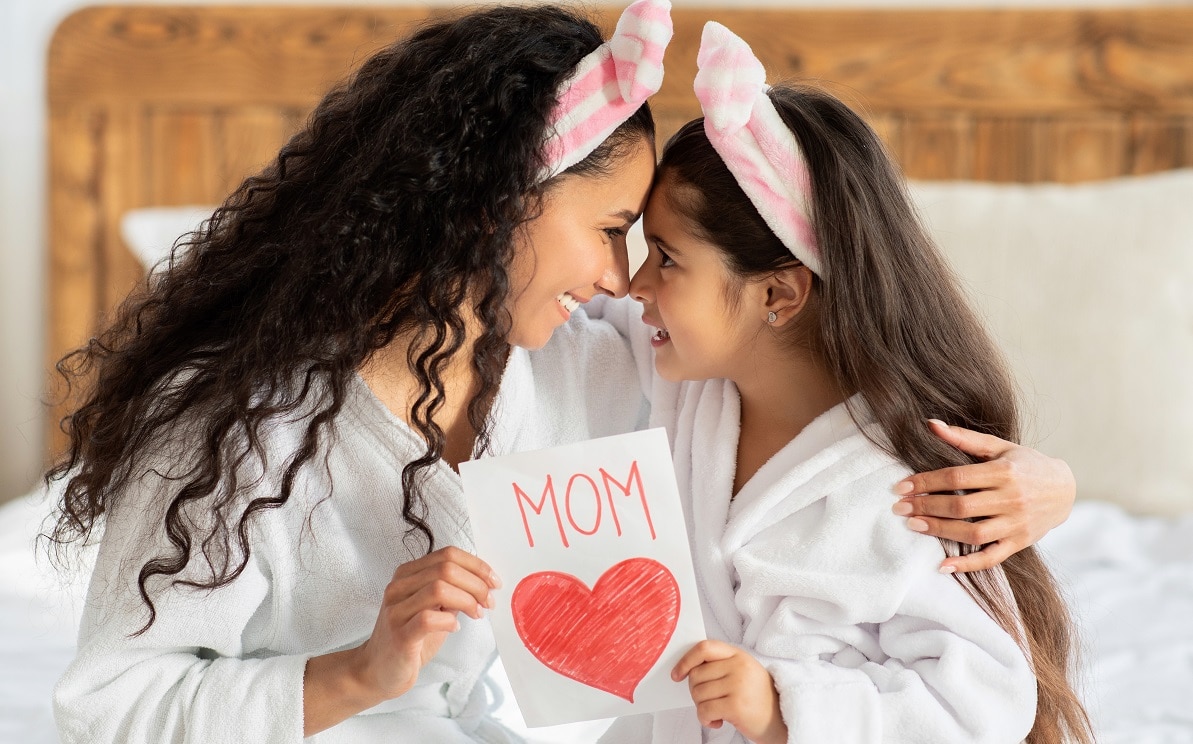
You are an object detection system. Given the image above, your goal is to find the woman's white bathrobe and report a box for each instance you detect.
[592,298,1038,744]
[53,308,647,744]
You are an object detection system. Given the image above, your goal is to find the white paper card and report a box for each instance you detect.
[460,428,706,727]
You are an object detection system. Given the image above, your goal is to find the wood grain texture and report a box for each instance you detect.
[44,5,1193,456]
[691,9,1193,114]
[101,107,147,316]
[49,6,439,107]
[47,107,105,443]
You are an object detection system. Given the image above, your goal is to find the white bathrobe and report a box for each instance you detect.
[591,298,1038,744]
[54,308,647,744]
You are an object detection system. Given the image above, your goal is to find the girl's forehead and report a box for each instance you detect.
[644,178,700,228]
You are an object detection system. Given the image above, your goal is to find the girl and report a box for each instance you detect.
[601,23,1092,744]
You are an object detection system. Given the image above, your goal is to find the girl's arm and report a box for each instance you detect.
[735,474,1038,744]
[671,640,787,744]
[891,419,1076,573]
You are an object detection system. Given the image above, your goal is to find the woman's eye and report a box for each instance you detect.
[603,227,627,240]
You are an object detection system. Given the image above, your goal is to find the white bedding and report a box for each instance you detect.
[1039,502,1193,741]
[3,487,1190,742]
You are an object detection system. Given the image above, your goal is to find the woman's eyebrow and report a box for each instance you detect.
[607,209,640,224]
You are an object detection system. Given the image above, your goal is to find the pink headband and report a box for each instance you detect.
[693,22,822,276]
[541,0,673,181]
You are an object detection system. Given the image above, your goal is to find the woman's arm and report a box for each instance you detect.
[55,519,309,743]
[302,547,498,736]
[891,419,1076,573]
[55,469,497,743]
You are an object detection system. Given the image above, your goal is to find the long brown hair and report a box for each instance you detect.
[658,85,1091,744]
[44,6,653,633]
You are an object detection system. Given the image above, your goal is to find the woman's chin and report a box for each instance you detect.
[507,324,558,351]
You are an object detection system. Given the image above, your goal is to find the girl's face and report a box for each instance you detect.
[630,176,760,382]
[506,141,656,350]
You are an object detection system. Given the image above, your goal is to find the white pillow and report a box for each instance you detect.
[120,206,212,271]
[124,170,1193,516]
[909,170,1193,516]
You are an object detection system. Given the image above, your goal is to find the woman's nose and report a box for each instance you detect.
[593,242,631,298]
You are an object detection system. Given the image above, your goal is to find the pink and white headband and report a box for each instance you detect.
[693,22,822,276]
[540,0,673,181]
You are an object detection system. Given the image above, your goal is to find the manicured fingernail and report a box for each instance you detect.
[939,564,957,575]
[475,605,485,619]
[484,593,495,609]
[453,619,461,631]
[489,571,503,589]
[927,418,948,429]
[907,517,929,532]
[891,500,913,516]
[892,481,914,496]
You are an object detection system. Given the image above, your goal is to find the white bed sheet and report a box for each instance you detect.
[2,489,1190,743]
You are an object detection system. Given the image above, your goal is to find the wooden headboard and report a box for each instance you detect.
[46,5,1193,455]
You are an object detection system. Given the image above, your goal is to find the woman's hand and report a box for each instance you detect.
[891,419,1076,574]
[672,640,788,744]
[303,546,499,736]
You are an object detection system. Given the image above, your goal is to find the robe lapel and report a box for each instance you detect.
[673,378,746,645]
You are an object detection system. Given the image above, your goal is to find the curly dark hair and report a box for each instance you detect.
[45,5,654,633]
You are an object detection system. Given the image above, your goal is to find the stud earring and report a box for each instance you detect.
[767,311,778,324]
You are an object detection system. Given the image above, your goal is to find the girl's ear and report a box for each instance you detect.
[761,264,815,327]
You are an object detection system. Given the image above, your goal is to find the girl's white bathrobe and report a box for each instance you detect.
[593,300,1038,744]
[53,309,647,744]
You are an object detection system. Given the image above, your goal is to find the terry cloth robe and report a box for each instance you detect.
[589,299,1037,744]
[54,307,648,744]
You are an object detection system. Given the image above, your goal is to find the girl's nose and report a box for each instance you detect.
[629,263,654,304]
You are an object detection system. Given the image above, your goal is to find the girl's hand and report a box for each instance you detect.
[303,546,499,735]
[891,419,1076,574]
[672,640,788,744]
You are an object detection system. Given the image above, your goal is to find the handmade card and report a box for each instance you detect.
[460,428,706,727]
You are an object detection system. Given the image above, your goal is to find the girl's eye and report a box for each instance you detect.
[657,247,674,268]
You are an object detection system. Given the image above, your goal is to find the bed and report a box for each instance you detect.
[7,4,1193,742]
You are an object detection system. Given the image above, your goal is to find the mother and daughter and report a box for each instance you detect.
[49,2,1089,742]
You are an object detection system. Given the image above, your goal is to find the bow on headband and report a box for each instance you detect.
[541,0,673,180]
[693,22,821,276]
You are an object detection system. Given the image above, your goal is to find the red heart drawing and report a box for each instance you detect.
[511,557,680,702]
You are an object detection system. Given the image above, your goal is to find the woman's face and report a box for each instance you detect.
[630,175,758,383]
[506,140,656,350]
